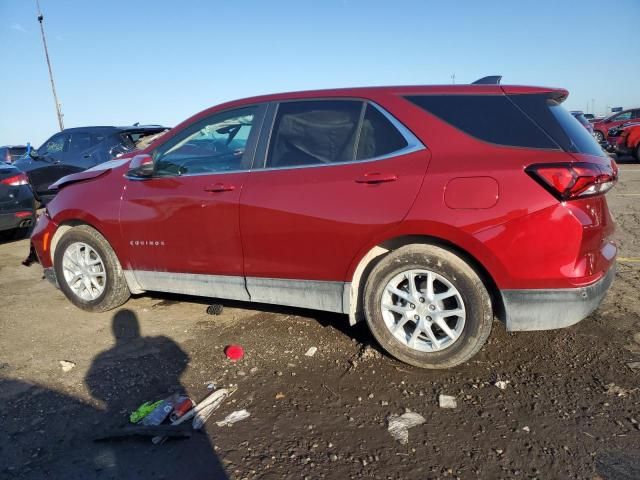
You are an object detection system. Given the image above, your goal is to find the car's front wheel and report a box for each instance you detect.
[363,244,493,369]
[594,130,605,143]
[54,225,130,312]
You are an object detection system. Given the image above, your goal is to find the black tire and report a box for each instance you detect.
[363,244,493,369]
[594,131,604,143]
[54,225,130,312]
[635,144,640,162]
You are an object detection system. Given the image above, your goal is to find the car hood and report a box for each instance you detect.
[49,157,131,191]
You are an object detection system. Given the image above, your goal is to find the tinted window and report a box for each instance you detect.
[356,104,408,160]
[267,100,362,168]
[68,132,101,154]
[633,110,640,119]
[612,112,632,121]
[155,106,257,176]
[405,95,558,149]
[510,94,604,157]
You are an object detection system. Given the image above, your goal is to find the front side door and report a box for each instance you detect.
[120,104,266,300]
[240,99,430,311]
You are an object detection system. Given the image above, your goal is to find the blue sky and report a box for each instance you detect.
[1,0,639,146]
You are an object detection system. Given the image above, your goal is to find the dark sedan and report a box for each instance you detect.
[0,163,36,239]
[14,125,167,203]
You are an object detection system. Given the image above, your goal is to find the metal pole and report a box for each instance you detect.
[35,0,64,131]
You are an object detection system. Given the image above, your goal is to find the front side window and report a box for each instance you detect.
[267,100,363,168]
[154,106,257,176]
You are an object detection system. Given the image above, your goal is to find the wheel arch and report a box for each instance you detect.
[346,234,505,326]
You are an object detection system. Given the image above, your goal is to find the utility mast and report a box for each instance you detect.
[35,0,64,131]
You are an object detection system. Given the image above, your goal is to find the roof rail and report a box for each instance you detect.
[471,75,502,85]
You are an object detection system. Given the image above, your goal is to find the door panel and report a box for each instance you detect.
[118,104,266,294]
[240,150,430,281]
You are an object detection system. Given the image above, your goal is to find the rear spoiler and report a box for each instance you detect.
[472,75,502,85]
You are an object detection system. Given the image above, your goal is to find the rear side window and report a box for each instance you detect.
[510,94,605,157]
[356,104,408,160]
[405,95,559,149]
[267,100,363,168]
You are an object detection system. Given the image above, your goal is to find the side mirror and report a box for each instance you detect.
[127,154,154,178]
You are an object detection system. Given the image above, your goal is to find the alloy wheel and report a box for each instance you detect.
[62,242,106,301]
[380,269,466,352]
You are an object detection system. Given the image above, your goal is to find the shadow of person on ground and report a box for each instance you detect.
[82,308,228,479]
[0,309,228,479]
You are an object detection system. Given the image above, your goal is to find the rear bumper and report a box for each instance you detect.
[501,264,615,331]
[0,211,35,232]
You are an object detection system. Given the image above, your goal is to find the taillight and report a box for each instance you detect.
[526,161,617,201]
[0,172,29,186]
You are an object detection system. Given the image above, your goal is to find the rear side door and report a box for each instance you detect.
[119,104,266,300]
[239,99,430,311]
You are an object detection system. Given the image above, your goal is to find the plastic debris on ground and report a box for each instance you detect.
[191,388,234,430]
[59,360,76,372]
[99,386,238,444]
[224,344,244,361]
[305,346,318,357]
[130,400,163,424]
[216,409,250,427]
[387,411,426,445]
[438,394,457,409]
[494,380,510,390]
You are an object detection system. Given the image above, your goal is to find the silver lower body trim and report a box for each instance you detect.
[128,270,348,313]
[133,270,250,301]
[500,265,615,331]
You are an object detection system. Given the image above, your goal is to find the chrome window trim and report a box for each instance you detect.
[259,100,425,173]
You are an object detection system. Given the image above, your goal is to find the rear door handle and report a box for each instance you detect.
[355,172,398,184]
[204,183,236,193]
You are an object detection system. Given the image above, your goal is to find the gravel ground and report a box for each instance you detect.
[0,157,639,480]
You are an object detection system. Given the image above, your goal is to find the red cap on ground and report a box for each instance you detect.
[225,344,244,361]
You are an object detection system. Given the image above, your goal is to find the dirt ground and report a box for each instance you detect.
[1,157,639,480]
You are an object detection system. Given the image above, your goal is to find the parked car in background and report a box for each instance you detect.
[583,113,595,121]
[0,145,28,164]
[0,163,36,240]
[30,78,618,369]
[570,111,595,135]
[13,125,167,203]
[607,122,640,160]
[593,108,640,142]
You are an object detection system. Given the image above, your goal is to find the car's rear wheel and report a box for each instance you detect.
[594,131,605,143]
[363,244,493,369]
[54,225,130,312]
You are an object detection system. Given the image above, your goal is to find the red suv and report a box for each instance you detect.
[592,108,640,142]
[30,79,618,369]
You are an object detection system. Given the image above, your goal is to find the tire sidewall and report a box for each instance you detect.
[54,229,115,311]
[364,246,491,369]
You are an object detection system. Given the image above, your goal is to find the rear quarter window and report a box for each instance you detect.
[509,94,605,157]
[405,94,559,149]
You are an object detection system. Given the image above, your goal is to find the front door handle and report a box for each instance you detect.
[204,183,236,193]
[355,172,398,184]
